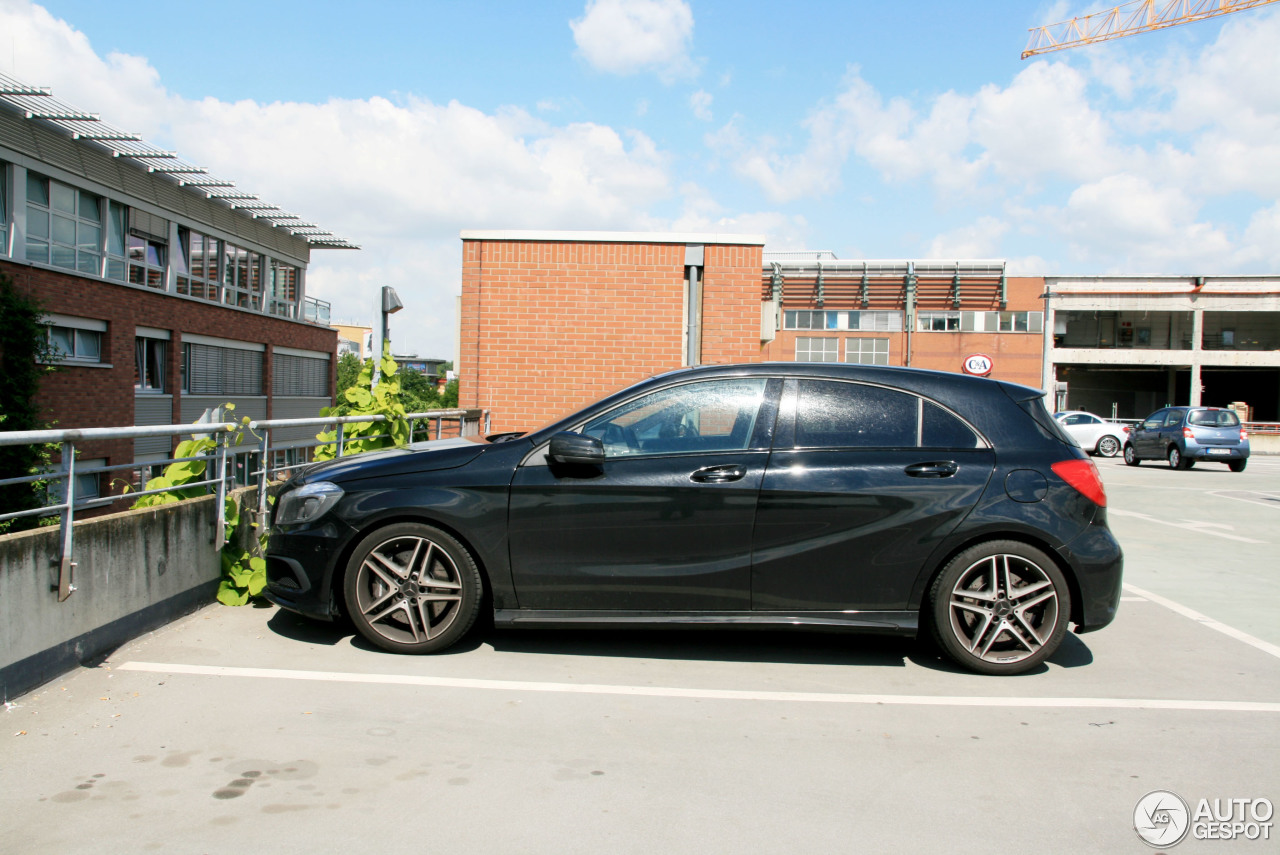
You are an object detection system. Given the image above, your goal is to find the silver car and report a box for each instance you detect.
[1054,411,1128,458]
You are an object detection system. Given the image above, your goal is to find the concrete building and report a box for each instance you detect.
[0,72,355,504]
[1043,276,1280,420]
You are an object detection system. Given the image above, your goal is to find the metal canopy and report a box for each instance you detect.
[0,70,358,250]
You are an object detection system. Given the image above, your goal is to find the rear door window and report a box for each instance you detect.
[792,380,980,449]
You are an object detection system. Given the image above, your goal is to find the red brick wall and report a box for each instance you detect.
[460,239,770,433]
[701,244,766,365]
[3,260,336,498]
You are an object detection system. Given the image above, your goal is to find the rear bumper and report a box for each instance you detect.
[1185,442,1249,461]
[1057,514,1124,633]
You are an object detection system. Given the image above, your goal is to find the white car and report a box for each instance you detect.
[1054,411,1128,457]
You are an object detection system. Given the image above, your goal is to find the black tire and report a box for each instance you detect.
[1168,446,1193,470]
[1123,444,1140,466]
[1096,435,1121,457]
[928,540,1071,676]
[343,522,483,654]
[1229,459,1248,473]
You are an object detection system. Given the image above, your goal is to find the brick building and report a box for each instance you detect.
[459,231,1046,433]
[0,72,354,506]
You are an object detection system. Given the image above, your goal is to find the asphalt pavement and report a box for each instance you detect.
[2,454,1278,854]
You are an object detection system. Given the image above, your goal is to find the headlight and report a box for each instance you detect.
[275,481,344,526]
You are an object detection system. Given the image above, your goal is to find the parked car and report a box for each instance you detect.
[1054,411,1128,457]
[266,363,1123,676]
[1124,406,1249,471]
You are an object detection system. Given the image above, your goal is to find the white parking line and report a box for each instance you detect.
[1108,508,1266,543]
[1123,582,1280,660]
[114,661,1280,713]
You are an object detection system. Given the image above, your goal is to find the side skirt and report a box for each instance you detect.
[493,609,918,635]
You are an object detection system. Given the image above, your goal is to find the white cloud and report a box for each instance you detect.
[570,0,697,80]
[690,89,713,121]
[0,1,678,359]
[1052,174,1233,271]
[925,217,1010,259]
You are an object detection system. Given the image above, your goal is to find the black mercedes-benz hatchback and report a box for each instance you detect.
[266,363,1122,675]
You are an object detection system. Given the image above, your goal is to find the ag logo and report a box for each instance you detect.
[1134,790,1191,848]
[962,353,993,376]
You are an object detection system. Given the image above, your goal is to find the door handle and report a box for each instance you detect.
[905,461,958,478]
[690,464,746,483]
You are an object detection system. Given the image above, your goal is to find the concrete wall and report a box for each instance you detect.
[0,487,255,700]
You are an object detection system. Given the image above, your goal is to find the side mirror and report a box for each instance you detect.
[548,431,605,465]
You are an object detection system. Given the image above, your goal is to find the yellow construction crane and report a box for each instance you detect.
[1022,0,1280,58]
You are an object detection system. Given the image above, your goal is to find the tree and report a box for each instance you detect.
[0,272,56,531]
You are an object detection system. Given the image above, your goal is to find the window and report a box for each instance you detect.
[135,337,166,393]
[273,354,329,397]
[998,311,1043,333]
[25,173,102,275]
[46,457,105,507]
[582,379,768,457]
[0,162,7,254]
[105,202,127,281]
[794,381,917,448]
[784,310,902,332]
[792,381,981,450]
[917,311,960,331]
[183,343,264,395]
[796,336,839,362]
[268,261,300,318]
[178,229,222,301]
[922,402,981,448]
[845,337,889,365]
[128,234,166,289]
[47,325,103,363]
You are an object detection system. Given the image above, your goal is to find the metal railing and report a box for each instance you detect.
[0,408,489,602]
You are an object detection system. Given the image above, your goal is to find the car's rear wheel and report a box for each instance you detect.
[929,541,1071,676]
[1230,459,1248,473]
[1096,435,1120,457]
[343,523,482,654]
[1168,446,1194,470]
[1123,444,1140,466]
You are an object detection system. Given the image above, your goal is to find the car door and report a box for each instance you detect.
[751,379,995,612]
[1132,409,1168,458]
[507,377,780,611]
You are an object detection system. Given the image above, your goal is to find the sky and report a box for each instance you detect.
[2,0,1279,360]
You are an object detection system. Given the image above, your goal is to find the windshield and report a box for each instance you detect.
[1188,409,1240,427]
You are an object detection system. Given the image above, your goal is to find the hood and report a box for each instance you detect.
[297,437,486,485]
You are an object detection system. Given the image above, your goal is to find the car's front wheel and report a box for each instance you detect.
[343,523,483,654]
[1123,444,1140,466]
[1096,435,1121,457]
[928,541,1071,676]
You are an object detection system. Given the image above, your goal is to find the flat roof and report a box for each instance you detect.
[460,229,766,246]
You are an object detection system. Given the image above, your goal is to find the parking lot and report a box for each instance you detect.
[3,455,1278,854]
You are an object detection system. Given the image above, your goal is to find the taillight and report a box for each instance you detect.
[1183,427,1194,439]
[1051,458,1107,507]
[1123,425,1131,433]
[1241,429,1248,441]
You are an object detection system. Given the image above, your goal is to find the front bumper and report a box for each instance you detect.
[263,519,360,620]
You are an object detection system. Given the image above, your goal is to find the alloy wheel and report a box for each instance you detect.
[1097,435,1120,457]
[346,527,478,652]
[946,552,1061,668]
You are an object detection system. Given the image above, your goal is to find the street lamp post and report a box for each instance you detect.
[372,285,403,387]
